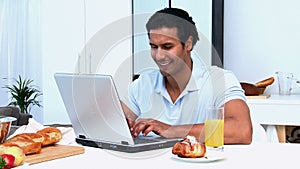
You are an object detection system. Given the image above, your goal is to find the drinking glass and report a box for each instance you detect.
[204,107,224,151]
[276,71,293,95]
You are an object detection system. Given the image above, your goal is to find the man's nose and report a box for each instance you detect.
[154,48,166,60]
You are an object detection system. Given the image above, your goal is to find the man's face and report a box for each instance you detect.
[149,27,191,77]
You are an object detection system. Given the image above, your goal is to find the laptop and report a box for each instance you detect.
[54,73,182,153]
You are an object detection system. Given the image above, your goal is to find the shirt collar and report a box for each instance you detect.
[154,72,165,94]
[187,54,208,92]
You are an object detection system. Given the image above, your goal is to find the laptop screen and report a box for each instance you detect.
[54,73,135,145]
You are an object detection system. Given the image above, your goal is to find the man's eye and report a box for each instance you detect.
[162,45,172,50]
[150,45,158,49]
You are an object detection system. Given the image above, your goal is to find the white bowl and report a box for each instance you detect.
[0,116,17,143]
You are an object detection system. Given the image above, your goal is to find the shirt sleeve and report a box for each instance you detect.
[121,79,141,117]
[214,69,247,107]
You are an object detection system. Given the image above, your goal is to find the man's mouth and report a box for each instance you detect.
[157,60,171,67]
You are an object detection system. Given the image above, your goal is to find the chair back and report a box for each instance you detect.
[0,106,32,125]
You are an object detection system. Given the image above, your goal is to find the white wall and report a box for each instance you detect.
[224,0,300,94]
[41,0,132,124]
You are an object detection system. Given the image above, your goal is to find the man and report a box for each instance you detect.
[121,8,252,144]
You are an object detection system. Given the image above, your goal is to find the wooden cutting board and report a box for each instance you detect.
[25,144,85,165]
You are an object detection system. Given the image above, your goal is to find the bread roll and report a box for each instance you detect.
[172,136,206,158]
[255,77,275,88]
[36,127,62,146]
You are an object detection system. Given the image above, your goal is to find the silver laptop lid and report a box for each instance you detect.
[54,73,134,145]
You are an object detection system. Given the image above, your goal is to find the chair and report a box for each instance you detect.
[251,121,268,143]
[0,106,32,126]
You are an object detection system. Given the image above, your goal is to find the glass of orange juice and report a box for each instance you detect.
[204,107,224,151]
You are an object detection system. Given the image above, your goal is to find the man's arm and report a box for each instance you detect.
[121,101,137,131]
[182,99,253,144]
[122,99,253,144]
[222,99,253,144]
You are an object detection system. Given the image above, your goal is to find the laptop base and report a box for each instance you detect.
[75,138,180,153]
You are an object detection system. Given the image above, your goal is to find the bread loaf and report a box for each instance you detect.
[12,133,44,144]
[37,127,62,146]
[4,137,42,155]
[1,127,62,155]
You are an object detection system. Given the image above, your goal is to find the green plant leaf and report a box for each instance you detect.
[2,75,43,114]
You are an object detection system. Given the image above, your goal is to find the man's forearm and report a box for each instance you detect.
[168,124,205,141]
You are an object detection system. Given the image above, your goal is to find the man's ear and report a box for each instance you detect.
[185,36,193,51]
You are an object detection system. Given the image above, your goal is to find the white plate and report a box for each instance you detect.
[171,153,225,163]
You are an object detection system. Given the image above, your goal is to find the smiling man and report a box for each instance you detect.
[121,8,252,144]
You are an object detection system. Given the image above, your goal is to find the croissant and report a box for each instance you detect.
[172,135,206,158]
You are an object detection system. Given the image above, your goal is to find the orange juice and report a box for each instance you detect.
[205,119,224,147]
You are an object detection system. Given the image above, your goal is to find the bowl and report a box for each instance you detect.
[0,116,17,143]
[240,82,266,96]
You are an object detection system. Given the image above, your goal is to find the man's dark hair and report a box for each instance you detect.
[146,8,199,50]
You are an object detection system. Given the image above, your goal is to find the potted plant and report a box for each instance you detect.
[3,75,42,114]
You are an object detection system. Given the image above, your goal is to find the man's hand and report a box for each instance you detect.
[126,117,135,132]
[131,118,173,138]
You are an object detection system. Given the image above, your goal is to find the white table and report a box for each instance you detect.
[26,143,300,169]
[247,94,300,142]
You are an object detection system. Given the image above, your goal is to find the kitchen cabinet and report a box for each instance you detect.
[247,94,300,142]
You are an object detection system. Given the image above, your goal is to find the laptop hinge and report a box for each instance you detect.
[121,141,129,145]
[79,134,86,139]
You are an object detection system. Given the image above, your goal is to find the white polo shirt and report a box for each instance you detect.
[122,55,246,125]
